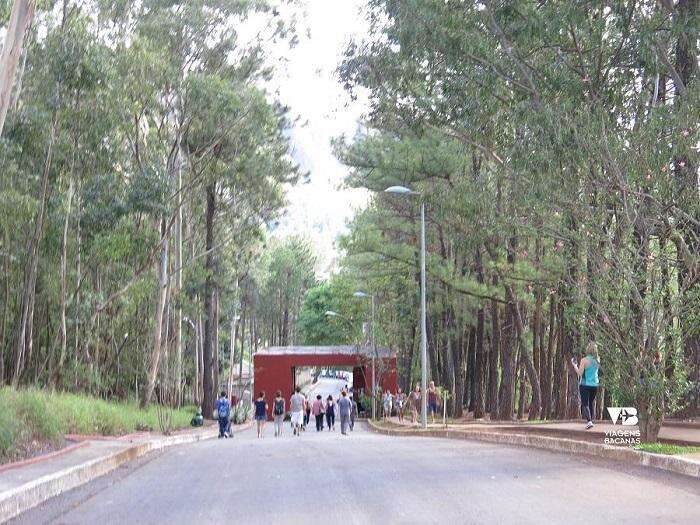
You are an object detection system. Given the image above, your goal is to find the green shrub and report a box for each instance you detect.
[0,387,197,463]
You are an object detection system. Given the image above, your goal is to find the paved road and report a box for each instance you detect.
[12,424,700,525]
[304,377,348,401]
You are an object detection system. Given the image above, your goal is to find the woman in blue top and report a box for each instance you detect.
[570,342,600,429]
[254,392,268,438]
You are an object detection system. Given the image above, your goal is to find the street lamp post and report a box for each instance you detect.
[354,291,377,420]
[325,308,377,419]
[385,186,428,429]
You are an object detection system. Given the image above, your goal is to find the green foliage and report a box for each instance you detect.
[634,443,700,456]
[0,388,195,463]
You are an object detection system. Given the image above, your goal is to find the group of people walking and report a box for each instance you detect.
[253,387,359,438]
[380,381,442,424]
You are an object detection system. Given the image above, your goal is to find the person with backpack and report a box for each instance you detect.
[570,341,601,429]
[272,390,286,437]
[216,391,231,438]
[312,394,325,431]
[325,395,336,431]
[254,392,268,438]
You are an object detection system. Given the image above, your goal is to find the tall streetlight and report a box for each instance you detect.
[385,185,428,429]
[353,291,377,420]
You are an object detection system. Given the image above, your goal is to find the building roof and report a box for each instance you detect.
[256,345,394,359]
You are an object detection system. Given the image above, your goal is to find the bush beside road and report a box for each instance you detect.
[0,388,196,464]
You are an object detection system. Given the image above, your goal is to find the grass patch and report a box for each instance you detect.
[633,443,700,455]
[0,387,196,464]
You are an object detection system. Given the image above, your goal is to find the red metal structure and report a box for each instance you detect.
[253,345,397,420]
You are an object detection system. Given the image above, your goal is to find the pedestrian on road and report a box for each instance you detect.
[303,398,311,431]
[216,392,230,438]
[254,392,268,438]
[383,390,393,420]
[290,386,306,436]
[427,381,439,424]
[272,391,286,437]
[350,394,357,431]
[312,394,325,431]
[570,341,600,429]
[410,385,421,425]
[325,395,336,431]
[338,391,352,435]
[395,388,406,422]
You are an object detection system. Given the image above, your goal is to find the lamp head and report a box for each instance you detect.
[384,185,415,195]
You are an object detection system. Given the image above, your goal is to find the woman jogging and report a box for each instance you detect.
[254,392,268,438]
[272,391,285,437]
[570,342,600,429]
[325,395,336,431]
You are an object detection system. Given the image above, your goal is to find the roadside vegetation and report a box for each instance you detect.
[634,443,700,456]
[0,388,195,464]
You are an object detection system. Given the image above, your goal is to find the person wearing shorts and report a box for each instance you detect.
[290,386,305,436]
[254,392,268,438]
[427,381,438,423]
[272,391,285,437]
[395,388,406,422]
[410,385,421,425]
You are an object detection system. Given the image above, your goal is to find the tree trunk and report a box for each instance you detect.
[13,115,57,386]
[213,287,220,395]
[473,306,486,418]
[140,219,169,408]
[0,229,10,385]
[453,326,468,418]
[0,0,36,137]
[554,302,568,419]
[174,141,183,406]
[487,290,501,417]
[541,294,556,419]
[497,237,518,420]
[202,184,216,416]
[227,310,238,396]
[56,177,74,383]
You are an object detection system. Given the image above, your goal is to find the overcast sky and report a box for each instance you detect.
[267,0,370,275]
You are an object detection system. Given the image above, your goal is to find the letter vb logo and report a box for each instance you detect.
[607,407,638,426]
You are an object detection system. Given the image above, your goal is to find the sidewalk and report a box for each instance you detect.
[0,422,251,523]
[368,417,700,478]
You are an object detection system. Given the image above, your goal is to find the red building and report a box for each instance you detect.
[253,345,397,419]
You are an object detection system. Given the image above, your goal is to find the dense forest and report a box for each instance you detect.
[297,0,698,442]
[0,1,320,416]
[1,0,697,445]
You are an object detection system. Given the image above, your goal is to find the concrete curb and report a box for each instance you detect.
[366,421,700,479]
[0,422,252,523]
[0,442,90,475]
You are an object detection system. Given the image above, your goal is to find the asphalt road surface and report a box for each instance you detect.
[12,424,700,525]
[303,377,349,402]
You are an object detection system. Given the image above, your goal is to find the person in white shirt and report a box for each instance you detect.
[289,386,306,436]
